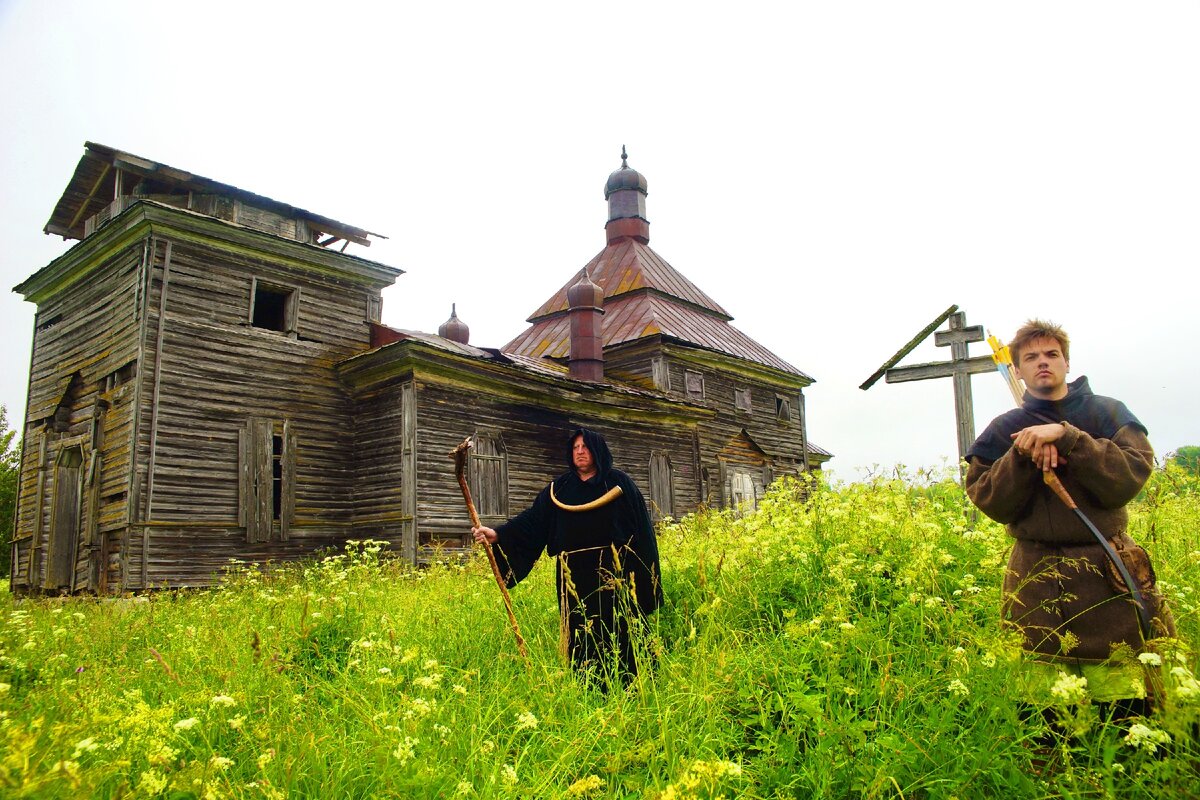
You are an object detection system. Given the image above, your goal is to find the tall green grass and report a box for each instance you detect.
[2,467,1197,799]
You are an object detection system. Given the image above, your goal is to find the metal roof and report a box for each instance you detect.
[527,238,730,322]
[506,291,808,378]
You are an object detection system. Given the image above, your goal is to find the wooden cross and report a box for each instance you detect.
[860,306,997,467]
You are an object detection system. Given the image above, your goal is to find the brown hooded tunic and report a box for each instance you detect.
[965,377,1171,663]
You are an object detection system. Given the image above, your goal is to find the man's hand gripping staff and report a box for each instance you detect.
[451,438,529,665]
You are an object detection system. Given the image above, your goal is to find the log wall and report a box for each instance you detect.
[11,242,146,592]
[130,235,382,587]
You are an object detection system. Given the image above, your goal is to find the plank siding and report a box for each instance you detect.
[12,244,144,590]
[410,382,699,552]
[123,235,377,586]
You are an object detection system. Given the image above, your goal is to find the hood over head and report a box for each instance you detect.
[567,427,613,480]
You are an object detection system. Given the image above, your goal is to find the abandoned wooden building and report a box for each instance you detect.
[8,142,829,594]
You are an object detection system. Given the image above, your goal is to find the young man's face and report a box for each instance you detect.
[572,435,596,477]
[1015,336,1069,400]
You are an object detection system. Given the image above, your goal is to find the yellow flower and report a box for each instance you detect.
[515,711,539,731]
[210,755,234,770]
[567,774,605,797]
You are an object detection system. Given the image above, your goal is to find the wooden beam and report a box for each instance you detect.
[884,355,995,383]
[65,163,112,233]
[860,304,958,390]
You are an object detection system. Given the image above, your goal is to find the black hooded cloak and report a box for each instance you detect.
[492,428,663,680]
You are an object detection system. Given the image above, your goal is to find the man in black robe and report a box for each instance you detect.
[472,428,663,684]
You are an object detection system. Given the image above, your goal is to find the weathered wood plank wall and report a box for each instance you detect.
[127,236,382,586]
[11,243,145,590]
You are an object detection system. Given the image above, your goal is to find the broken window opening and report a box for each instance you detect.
[250,279,299,334]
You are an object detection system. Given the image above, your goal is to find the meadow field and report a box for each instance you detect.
[1,467,1197,799]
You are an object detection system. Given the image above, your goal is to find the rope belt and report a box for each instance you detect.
[550,483,623,512]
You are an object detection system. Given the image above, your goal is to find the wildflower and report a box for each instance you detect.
[210,756,234,770]
[1124,723,1171,753]
[501,764,518,785]
[453,684,468,696]
[258,749,275,769]
[413,673,442,689]
[211,694,236,707]
[516,711,539,731]
[839,622,855,632]
[72,737,99,757]
[423,659,440,670]
[140,771,169,795]
[1137,652,1162,667]
[147,742,177,766]
[1050,672,1089,704]
[1170,666,1200,701]
[0,683,10,694]
[378,667,392,675]
[392,736,418,765]
[948,679,969,697]
[174,717,200,731]
[981,652,997,668]
[228,715,245,730]
[455,781,474,796]
[567,774,605,797]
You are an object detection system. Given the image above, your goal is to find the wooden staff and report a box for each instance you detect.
[451,438,529,664]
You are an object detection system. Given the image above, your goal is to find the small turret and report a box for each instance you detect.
[604,145,649,245]
[567,270,605,381]
[438,304,470,345]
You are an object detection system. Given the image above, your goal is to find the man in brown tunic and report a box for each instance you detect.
[965,320,1171,714]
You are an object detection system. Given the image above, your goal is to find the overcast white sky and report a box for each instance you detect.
[1,1,1196,481]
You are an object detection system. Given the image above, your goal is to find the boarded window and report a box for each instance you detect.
[470,432,508,522]
[685,370,705,401]
[776,395,792,423]
[734,388,752,413]
[250,278,299,334]
[649,452,673,522]
[239,418,295,542]
[46,446,84,590]
[729,469,758,514]
[651,358,670,391]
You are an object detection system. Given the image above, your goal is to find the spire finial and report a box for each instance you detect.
[620,145,628,169]
[451,303,457,318]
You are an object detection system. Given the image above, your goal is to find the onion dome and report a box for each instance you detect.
[566,270,604,311]
[604,145,649,199]
[604,145,650,244]
[438,304,470,344]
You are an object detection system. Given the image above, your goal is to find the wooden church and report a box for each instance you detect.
[8,142,829,594]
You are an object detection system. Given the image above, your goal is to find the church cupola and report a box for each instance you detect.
[438,304,470,344]
[604,145,649,245]
[567,270,605,381]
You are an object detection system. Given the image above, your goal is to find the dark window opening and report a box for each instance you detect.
[102,360,138,393]
[37,314,64,333]
[272,433,284,521]
[776,395,792,422]
[253,285,292,332]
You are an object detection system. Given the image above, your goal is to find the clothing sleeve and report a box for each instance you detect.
[964,448,1042,524]
[1056,423,1154,509]
[618,476,664,612]
[492,488,552,588]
